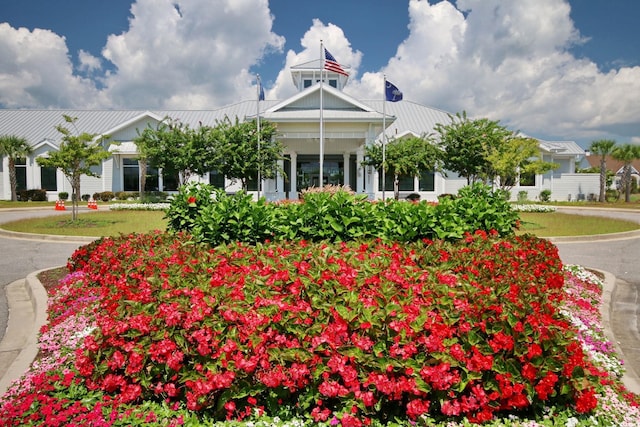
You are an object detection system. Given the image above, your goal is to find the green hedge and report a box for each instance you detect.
[166,183,518,246]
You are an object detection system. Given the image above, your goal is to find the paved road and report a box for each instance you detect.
[0,209,94,340]
[0,206,638,381]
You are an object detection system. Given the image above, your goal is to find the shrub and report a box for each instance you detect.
[93,191,115,202]
[81,194,91,201]
[168,183,519,245]
[17,189,47,202]
[517,190,528,202]
[539,189,552,202]
[58,191,69,200]
[66,232,601,424]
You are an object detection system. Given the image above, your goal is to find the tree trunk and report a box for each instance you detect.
[8,158,17,202]
[599,157,606,202]
[624,166,632,203]
[72,175,81,221]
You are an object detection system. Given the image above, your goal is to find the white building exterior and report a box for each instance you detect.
[0,62,598,202]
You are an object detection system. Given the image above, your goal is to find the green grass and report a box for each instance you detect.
[517,212,640,237]
[1,208,639,239]
[1,210,167,237]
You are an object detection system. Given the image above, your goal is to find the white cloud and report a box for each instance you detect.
[1,0,639,145]
[100,0,284,109]
[0,23,102,108]
[343,0,640,143]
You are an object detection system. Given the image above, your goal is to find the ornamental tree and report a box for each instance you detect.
[434,111,513,185]
[36,115,110,220]
[485,136,558,191]
[208,116,283,192]
[363,134,442,200]
[0,134,33,201]
[134,118,216,187]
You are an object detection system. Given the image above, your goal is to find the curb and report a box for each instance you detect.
[594,268,640,395]
[0,268,50,397]
[0,228,96,244]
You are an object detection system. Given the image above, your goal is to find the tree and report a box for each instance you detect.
[434,111,513,185]
[588,139,617,202]
[0,135,33,201]
[134,118,216,187]
[209,116,283,192]
[611,143,640,202]
[363,134,442,200]
[485,136,558,191]
[36,115,110,220]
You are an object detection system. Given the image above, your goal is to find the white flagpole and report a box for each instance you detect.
[319,40,324,188]
[256,74,262,199]
[382,75,387,201]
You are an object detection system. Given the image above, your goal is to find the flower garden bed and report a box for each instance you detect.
[0,231,638,426]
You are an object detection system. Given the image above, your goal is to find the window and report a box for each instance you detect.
[123,158,139,191]
[419,171,435,191]
[519,170,536,187]
[209,170,225,189]
[304,79,312,88]
[41,166,57,191]
[379,170,414,191]
[15,158,27,191]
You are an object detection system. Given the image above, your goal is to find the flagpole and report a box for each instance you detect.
[382,75,386,201]
[319,40,324,189]
[256,74,262,199]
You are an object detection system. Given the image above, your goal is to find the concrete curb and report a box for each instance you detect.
[0,227,96,244]
[595,268,640,395]
[0,268,50,397]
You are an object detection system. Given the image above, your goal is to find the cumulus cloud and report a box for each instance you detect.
[100,0,284,109]
[344,0,640,143]
[0,0,639,144]
[0,23,102,108]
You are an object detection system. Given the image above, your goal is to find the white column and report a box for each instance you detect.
[356,148,364,194]
[343,152,350,188]
[289,152,298,199]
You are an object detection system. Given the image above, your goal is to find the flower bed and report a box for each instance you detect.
[0,232,638,426]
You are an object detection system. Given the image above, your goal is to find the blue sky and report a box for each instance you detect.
[1,0,639,147]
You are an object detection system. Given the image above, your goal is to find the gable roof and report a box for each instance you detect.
[586,155,640,173]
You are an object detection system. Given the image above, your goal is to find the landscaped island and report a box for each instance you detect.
[0,184,638,426]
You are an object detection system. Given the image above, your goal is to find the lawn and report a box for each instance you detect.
[1,208,639,239]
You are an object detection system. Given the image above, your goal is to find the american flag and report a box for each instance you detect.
[324,48,349,76]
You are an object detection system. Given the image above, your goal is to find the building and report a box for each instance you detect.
[0,61,598,202]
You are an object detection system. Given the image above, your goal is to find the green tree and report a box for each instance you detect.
[0,135,33,201]
[209,116,283,192]
[486,136,558,191]
[588,139,617,202]
[363,134,442,200]
[36,115,110,220]
[134,118,216,187]
[434,111,513,185]
[612,143,640,202]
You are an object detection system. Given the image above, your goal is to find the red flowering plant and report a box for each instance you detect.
[61,230,603,424]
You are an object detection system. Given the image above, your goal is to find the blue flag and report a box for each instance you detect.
[385,80,403,102]
[258,80,265,101]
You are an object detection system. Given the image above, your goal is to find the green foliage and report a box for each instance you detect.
[539,189,552,202]
[58,192,69,200]
[363,135,442,200]
[167,183,518,245]
[36,115,110,220]
[17,189,47,202]
[612,143,640,202]
[434,111,513,184]
[208,116,284,191]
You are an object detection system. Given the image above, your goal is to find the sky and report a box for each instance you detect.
[1,0,640,148]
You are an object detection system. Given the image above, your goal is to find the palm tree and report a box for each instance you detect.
[588,139,616,202]
[0,135,33,201]
[611,144,640,202]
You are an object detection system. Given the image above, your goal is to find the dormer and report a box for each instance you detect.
[290,59,350,92]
